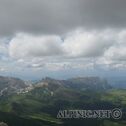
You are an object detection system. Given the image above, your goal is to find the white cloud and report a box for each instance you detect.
[0,67,6,72]
[62,29,115,57]
[9,29,116,59]
[104,46,126,61]
[7,29,126,71]
[104,30,126,61]
[9,33,63,59]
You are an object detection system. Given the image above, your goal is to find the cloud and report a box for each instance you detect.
[9,33,63,59]
[105,46,126,61]
[9,30,115,59]
[7,29,126,71]
[5,29,116,70]
[0,0,126,36]
[104,30,126,61]
[0,67,6,72]
[0,38,9,60]
[62,29,115,57]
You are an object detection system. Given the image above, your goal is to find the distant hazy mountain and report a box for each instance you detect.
[65,77,111,91]
[0,76,28,96]
[107,76,126,89]
[38,77,111,91]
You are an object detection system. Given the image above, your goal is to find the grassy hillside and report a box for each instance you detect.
[101,89,126,106]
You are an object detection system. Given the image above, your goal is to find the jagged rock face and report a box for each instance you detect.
[0,76,28,96]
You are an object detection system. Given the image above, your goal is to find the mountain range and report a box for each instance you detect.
[0,76,125,126]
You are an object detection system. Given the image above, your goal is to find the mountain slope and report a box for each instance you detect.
[0,76,28,96]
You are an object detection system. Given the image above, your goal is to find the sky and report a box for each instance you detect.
[0,0,126,80]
